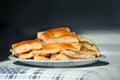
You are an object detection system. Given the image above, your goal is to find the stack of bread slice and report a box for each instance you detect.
[10,27,100,60]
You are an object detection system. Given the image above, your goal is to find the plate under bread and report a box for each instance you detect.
[8,54,105,67]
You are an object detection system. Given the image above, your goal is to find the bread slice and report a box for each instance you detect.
[60,50,96,59]
[17,52,34,59]
[50,53,70,60]
[10,39,42,55]
[78,35,100,56]
[34,54,49,60]
[80,50,99,57]
[78,35,94,45]
[37,27,79,44]
[31,43,79,55]
[70,42,82,51]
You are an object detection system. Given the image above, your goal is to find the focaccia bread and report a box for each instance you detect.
[10,27,100,60]
[37,27,79,44]
[10,39,42,55]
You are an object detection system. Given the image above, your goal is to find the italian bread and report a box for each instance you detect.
[37,27,79,44]
[10,39,42,55]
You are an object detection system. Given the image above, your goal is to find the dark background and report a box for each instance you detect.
[0,0,120,61]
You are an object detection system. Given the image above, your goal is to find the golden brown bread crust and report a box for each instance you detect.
[37,27,70,40]
[12,38,42,48]
[51,53,70,60]
[31,43,79,56]
[17,52,34,59]
[60,50,96,59]
[34,54,49,60]
[11,39,42,54]
[37,27,79,44]
[42,43,78,51]
[42,30,76,40]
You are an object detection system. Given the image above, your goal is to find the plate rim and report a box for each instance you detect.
[8,54,106,63]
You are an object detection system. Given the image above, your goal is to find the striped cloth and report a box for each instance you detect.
[0,61,120,80]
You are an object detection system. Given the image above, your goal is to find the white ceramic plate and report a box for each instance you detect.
[8,54,105,67]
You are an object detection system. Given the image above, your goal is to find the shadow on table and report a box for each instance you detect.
[13,61,109,68]
[79,61,109,68]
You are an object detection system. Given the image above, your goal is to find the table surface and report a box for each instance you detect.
[0,33,120,80]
